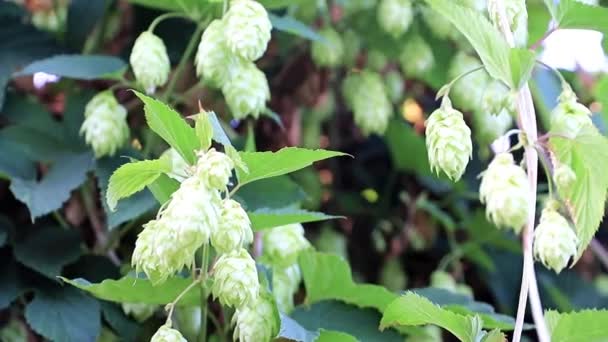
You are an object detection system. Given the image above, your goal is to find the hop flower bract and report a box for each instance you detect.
[80,91,129,158]
[129,31,170,94]
[550,88,594,139]
[553,163,577,192]
[533,208,578,273]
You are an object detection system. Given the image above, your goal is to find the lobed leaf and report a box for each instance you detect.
[545,309,608,342]
[14,55,126,80]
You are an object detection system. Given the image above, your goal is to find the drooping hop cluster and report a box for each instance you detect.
[150,325,186,342]
[425,98,472,181]
[488,0,528,47]
[211,249,259,307]
[224,0,272,61]
[342,71,392,135]
[311,27,344,67]
[132,177,220,284]
[553,163,577,192]
[195,148,235,190]
[196,19,238,87]
[448,52,490,112]
[80,91,129,158]
[479,153,530,233]
[272,264,302,313]
[533,207,579,273]
[263,223,311,267]
[399,35,435,78]
[211,199,253,254]
[550,88,595,138]
[232,293,279,342]
[222,60,271,119]
[377,0,413,37]
[129,31,170,94]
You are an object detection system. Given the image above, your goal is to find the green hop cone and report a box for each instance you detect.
[311,27,344,68]
[129,31,170,94]
[351,71,393,136]
[377,0,413,38]
[211,199,253,254]
[224,0,272,61]
[80,91,129,158]
[488,0,528,47]
[232,292,279,342]
[161,148,190,182]
[212,248,259,308]
[151,325,186,342]
[422,6,455,40]
[367,50,388,72]
[263,224,311,267]
[272,264,301,313]
[553,163,577,192]
[430,270,457,292]
[533,207,579,273]
[121,302,157,323]
[195,19,238,88]
[479,153,530,233]
[384,70,405,104]
[399,35,435,78]
[550,88,595,138]
[472,109,512,151]
[342,29,362,67]
[195,148,234,190]
[481,81,517,117]
[448,52,490,112]
[380,258,407,292]
[425,98,472,181]
[222,60,270,120]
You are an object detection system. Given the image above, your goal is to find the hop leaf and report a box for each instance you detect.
[479,153,530,233]
[224,0,272,61]
[129,31,170,94]
[399,36,435,78]
[195,148,234,190]
[311,27,344,68]
[80,91,129,158]
[343,71,393,136]
[262,224,311,268]
[533,207,578,273]
[425,98,472,181]
[196,19,239,88]
[232,292,279,342]
[487,0,528,47]
[222,60,270,119]
[151,325,187,342]
[212,248,259,308]
[448,52,490,112]
[211,199,253,254]
[272,264,301,313]
[377,0,413,38]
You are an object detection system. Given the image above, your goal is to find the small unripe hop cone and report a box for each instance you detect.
[377,0,413,38]
[211,248,259,308]
[80,91,129,158]
[195,19,238,88]
[262,223,311,268]
[553,163,576,192]
[533,207,578,273]
[224,0,272,61]
[150,325,187,342]
[550,87,595,139]
[272,264,301,313]
[129,31,170,94]
[342,71,392,136]
[311,27,344,68]
[232,293,279,342]
[222,60,270,120]
[211,199,253,254]
[195,148,235,190]
[399,36,435,78]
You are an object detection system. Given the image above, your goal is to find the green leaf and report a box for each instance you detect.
[424,0,511,86]
[100,302,140,342]
[482,329,507,342]
[126,0,211,15]
[380,293,484,342]
[14,226,82,278]
[25,285,101,342]
[316,330,358,342]
[545,309,608,342]
[385,120,431,175]
[278,314,320,342]
[555,0,608,33]
[509,48,536,90]
[134,91,200,164]
[248,208,341,231]
[0,137,36,180]
[147,174,180,205]
[10,152,94,220]
[549,127,608,257]
[106,158,171,211]
[66,0,107,50]
[237,147,346,187]
[235,176,307,211]
[259,0,304,9]
[14,55,126,80]
[268,13,322,41]
[194,113,213,151]
[0,255,24,309]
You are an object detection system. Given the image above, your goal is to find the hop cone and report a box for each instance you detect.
[553,163,576,192]
[448,52,490,112]
[161,148,190,182]
[380,258,407,292]
[481,81,517,117]
[212,248,259,308]
[222,61,270,119]
[195,19,238,88]
[399,36,434,78]
[342,29,362,67]
[129,31,170,94]
[430,270,458,292]
[473,109,512,149]
[488,0,528,47]
[311,27,344,67]
[195,148,234,190]
[367,50,388,72]
[232,293,279,342]
[533,207,578,273]
[80,91,129,158]
[550,89,594,138]
[422,6,455,39]
[272,264,301,313]
[224,0,272,61]
[121,302,157,323]
[151,325,186,342]
[479,153,530,233]
[263,224,310,267]
[211,199,253,254]
[384,70,405,104]
[425,98,472,181]
[351,71,393,135]
[377,0,413,38]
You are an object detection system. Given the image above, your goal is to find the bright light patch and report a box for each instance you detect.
[540,29,608,72]
[32,72,59,89]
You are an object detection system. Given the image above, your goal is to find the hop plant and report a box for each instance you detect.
[272,264,301,313]
[488,0,528,47]
[311,27,344,67]
[121,302,157,323]
[224,0,272,61]
[212,248,259,308]
[553,163,577,192]
[399,36,435,78]
[211,199,253,254]
[129,31,170,94]
[151,325,186,342]
[448,52,490,112]
[533,207,579,273]
[80,91,129,158]
[195,19,238,88]
[350,71,393,135]
[479,153,530,233]
[377,0,413,38]
[550,88,594,138]
[232,293,279,342]
[263,224,311,267]
[222,60,270,119]
[195,148,235,190]
[425,98,472,181]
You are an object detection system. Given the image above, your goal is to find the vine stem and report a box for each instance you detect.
[198,245,210,342]
[493,2,550,342]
